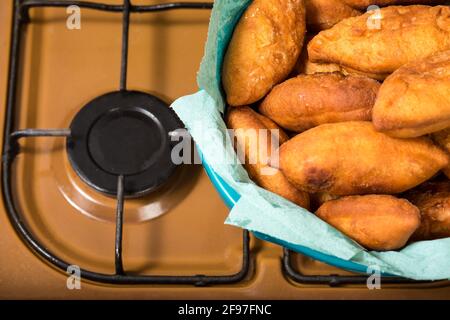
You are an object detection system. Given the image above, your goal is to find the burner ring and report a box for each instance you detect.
[88,106,166,176]
[67,91,183,197]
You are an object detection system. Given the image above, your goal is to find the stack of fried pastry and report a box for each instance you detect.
[222,0,450,251]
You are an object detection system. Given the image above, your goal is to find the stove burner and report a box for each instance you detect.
[67,91,182,196]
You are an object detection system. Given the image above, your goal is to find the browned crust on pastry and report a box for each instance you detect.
[373,50,450,138]
[259,73,380,132]
[308,6,450,75]
[279,121,449,195]
[305,0,361,31]
[222,0,306,106]
[316,195,421,251]
[342,0,447,9]
[404,180,450,241]
[432,128,450,178]
[226,107,309,208]
[295,36,388,80]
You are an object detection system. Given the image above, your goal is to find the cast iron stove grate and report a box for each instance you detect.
[2,0,443,287]
[2,0,250,286]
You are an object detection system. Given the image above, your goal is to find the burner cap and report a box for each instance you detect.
[67,91,183,196]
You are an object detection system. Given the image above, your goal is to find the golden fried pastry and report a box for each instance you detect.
[294,34,387,80]
[404,181,450,241]
[279,121,449,195]
[432,128,450,178]
[297,53,388,80]
[259,73,380,132]
[316,195,421,251]
[222,0,306,107]
[305,0,361,31]
[342,0,447,9]
[297,54,389,81]
[226,107,309,208]
[373,50,450,138]
[308,6,450,77]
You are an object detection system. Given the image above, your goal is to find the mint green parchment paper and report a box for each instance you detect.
[171,0,450,280]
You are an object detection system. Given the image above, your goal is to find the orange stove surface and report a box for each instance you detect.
[1,0,450,299]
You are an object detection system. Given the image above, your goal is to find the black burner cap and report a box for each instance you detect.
[67,91,183,196]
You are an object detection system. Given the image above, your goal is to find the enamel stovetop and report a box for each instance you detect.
[1,0,449,299]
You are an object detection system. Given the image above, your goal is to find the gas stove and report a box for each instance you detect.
[1,0,450,299]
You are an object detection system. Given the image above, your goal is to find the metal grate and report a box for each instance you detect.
[281,249,447,287]
[2,0,251,286]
